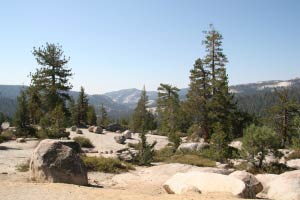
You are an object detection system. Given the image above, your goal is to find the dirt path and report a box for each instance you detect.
[0,181,243,200]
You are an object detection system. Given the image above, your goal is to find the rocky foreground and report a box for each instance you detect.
[0,129,300,200]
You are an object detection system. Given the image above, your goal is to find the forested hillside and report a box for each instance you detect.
[1,79,300,119]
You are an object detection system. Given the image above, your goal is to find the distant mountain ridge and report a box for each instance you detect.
[0,86,131,119]
[0,77,299,118]
[104,78,300,105]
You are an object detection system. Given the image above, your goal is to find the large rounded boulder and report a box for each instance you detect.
[268,170,300,200]
[229,171,263,198]
[255,173,279,198]
[29,139,88,186]
[163,171,252,198]
[93,126,103,134]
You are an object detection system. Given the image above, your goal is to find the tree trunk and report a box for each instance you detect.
[282,108,287,147]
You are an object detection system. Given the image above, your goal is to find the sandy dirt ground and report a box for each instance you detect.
[0,131,252,200]
[0,181,243,200]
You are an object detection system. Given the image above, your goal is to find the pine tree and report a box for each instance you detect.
[87,105,97,125]
[131,86,155,132]
[186,58,211,141]
[30,43,73,113]
[14,90,30,136]
[202,25,236,137]
[27,87,42,125]
[69,97,78,126]
[203,24,228,95]
[98,104,109,127]
[157,83,180,135]
[77,86,89,126]
[268,88,299,147]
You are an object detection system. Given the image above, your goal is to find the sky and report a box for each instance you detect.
[0,0,299,94]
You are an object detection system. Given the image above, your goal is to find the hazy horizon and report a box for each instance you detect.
[0,0,299,94]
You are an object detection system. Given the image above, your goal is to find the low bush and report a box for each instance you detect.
[153,146,174,162]
[0,130,15,141]
[16,160,30,172]
[15,126,36,138]
[37,128,70,139]
[167,153,216,167]
[154,147,216,167]
[73,136,94,148]
[81,156,134,173]
[127,142,140,149]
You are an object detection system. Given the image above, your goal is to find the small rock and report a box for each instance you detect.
[71,126,77,132]
[106,123,122,132]
[16,138,26,143]
[93,126,103,134]
[1,122,10,130]
[88,126,94,132]
[123,130,132,139]
[114,135,126,144]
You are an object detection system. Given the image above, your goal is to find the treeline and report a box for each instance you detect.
[236,86,300,118]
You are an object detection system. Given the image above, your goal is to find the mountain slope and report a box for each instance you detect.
[0,86,132,119]
[104,88,158,109]
[1,78,299,119]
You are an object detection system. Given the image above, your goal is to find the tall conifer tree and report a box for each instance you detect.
[30,43,73,113]
[77,86,89,126]
[157,83,180,135]
[186,58,211,141]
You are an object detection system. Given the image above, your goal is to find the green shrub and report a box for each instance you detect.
[205,124,231,162]
[81,156,134,173]
[0,136,4,143]
[37,128,70,139]
[187,124,202,142]
[0,130,15,141]
[168,132,181,152]
[167,153,216,167]
[136,132,156,166]
[16,160,30,172]
[15,126,36,137]
[153,146,174,162]
[243,124,281,168]
[292,137,300,151]
[154,147,215,167]
[73,136,94,148]
[127,142,140,149]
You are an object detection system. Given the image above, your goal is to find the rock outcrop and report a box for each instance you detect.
[268,170,300,200]
[287,159,300,169]
[255,174,279,198]
[229,171,263,198]
[116,147,139,161]
[123,130,132,139]
[93,126,103,134]
[177,142,209,152]
[114,135,126,144]
[163,171,252,198]
[88,126,94,132]
[29,139,87,186]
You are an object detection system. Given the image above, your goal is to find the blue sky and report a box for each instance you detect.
[0,0,299,94]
